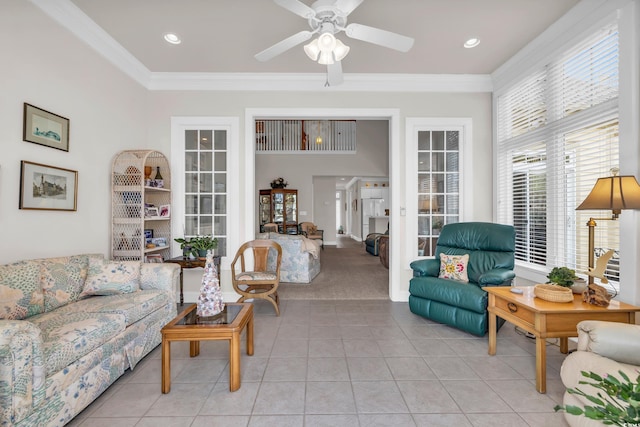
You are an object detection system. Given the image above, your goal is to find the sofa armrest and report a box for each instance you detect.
[576,320,640,366]
[410,259,440,277]
[140,263,180,304]
[0,320,46,425]
[478,268,516,286]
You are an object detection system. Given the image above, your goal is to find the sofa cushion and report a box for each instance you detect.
[81,259,141,297]
[40,255,92,311]
[409,276,488,314]
[0,261,44,320]
[54,290,170,326]
[438,253,470,283]
[28,310,126,376]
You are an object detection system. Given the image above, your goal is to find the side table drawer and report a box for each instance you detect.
[494,297,535,326]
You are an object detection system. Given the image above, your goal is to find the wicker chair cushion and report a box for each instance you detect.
[235,271,277,281]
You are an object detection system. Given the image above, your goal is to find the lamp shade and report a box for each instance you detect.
[576,175,640,214]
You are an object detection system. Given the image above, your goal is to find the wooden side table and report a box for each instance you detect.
[165,256,221,305]
[484,286,640,393]
[161,303,253,393]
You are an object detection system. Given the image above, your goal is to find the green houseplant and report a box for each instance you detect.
[189,235,218,259]
[547,266,579,288]
[174,235,218,259]
[554,370,640,426]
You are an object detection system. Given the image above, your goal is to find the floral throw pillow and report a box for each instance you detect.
[438,253,470,283]
[80,258,141,298]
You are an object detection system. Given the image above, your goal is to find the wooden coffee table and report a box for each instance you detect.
[484,286,640,393]
[161,303,253,393]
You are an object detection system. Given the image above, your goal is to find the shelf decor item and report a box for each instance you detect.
[23,103,70,151]
[534,283,574,303]
[196,251,225,317]
[19,160,77,211]
[270,177,288,189]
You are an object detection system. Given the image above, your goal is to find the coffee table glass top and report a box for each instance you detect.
[176,304,242,326]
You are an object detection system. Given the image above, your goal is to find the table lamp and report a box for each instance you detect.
[575,168,640,284]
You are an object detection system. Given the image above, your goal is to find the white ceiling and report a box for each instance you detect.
[68,0,579,75]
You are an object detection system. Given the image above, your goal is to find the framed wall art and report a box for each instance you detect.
[23,103,70,151]
[19,161,77,211]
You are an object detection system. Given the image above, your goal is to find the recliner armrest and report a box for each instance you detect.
[410,259,440,277]
[477,268,515,286]
[576,320,640,365]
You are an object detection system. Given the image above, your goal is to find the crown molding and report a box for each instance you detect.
[29,0,151,87]
[31,0,492,93]
[147,72,492,92]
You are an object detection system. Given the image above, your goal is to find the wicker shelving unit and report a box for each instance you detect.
[111,150,171,262]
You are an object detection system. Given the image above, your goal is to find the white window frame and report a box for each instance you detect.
[406,118,472,259]
[170,116,240,270]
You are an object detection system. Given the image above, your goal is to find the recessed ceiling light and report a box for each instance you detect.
[464,38,480,49]
[164,33,181,45]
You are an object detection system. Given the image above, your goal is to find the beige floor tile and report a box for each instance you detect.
[305,381,356,414]
[352,381,409,413]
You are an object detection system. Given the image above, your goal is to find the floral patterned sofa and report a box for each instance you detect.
[0,254,179,427]
[257,233,321,283]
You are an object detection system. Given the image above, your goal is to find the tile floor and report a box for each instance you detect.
[68,299,572,427]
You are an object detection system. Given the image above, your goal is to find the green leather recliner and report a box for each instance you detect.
[409,222,516,337]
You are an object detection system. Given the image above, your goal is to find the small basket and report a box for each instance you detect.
[534,283,574,303]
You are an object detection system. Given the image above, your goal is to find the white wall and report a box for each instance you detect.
[0,0,148,263]
[0,1,493,302]
[146,91,492,300]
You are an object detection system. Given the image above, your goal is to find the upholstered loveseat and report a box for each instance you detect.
[408,222,516,337]
[0,254,179,427]
[559,320,640,427]
[257,232,321,283]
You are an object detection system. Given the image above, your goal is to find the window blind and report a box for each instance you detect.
[496,22,619,282]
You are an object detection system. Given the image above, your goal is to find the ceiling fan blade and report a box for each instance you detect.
[335,0,364,16]
[274,0,316,19]
[345,23,414,52]
[327,61,344,86]
[255,30,313,62]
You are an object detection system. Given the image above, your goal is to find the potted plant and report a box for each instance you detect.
[189,235,219,259]
[554,370,640,426]
[547,266,579,287]
[174,237,196,259]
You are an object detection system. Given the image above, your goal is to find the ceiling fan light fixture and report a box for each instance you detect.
[317,32,337,52]
[333,38,350,61]
[317,50,335,65]
[304,39,321,61]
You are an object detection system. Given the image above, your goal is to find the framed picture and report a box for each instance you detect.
[144,229,154,244]
[145,206,159,218]
[145,254,163,263]
[19,161,77,211]
[23,103,70,152]
[159,204,170,217]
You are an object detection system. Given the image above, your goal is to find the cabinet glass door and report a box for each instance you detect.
[259,195,270,225]
[272,192,284,223]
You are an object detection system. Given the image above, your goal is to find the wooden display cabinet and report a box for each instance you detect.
[259,188,298,234]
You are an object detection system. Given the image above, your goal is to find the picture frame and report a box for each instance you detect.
[23,103,70,152]
[19,161,77,211]
[159,204,170,217]
[145,206,159,218]
[145,254,164,263]
[144,229,154,244]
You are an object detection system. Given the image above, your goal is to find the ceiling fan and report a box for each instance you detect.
[255,0,415,86]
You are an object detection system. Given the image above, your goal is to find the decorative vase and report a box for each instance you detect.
[196,251,225,317]
[571,278,588,294]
